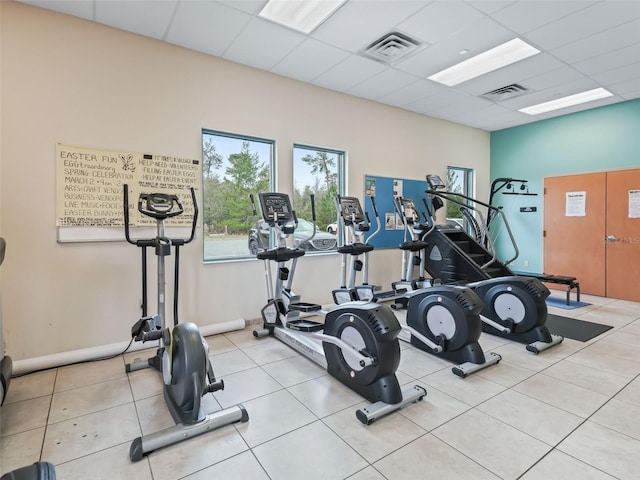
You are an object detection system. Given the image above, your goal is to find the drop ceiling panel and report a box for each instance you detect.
[95,1,177,40]
[376,79,448,108]
[218,0,266,15]
[573,42,640,76]
[490,1,596,34]
[550,18,640,64]
[166,1,251,57]
[523,66,587,92]
[311,0,427,53]
[464,0,515,15]
[591,61,640,85]
[609,78,640,98]
[525,1,640,50]
[222,18,306,71]
[396,1,484,44]
[270,39,351,83]
[311,55,388,92]
[345,68,420,101]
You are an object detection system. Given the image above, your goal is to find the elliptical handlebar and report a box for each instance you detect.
[123,184,198,246]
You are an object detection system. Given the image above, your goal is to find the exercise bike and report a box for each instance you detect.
[250,192,426,424]
[123,185,247,461]
[333,196,501,378]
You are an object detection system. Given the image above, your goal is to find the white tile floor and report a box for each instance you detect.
[1,291,640,479]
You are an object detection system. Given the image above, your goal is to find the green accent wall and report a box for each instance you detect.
[490,98,640,274]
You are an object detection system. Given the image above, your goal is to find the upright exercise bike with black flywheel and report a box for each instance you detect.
[250,192,426,424]
[123,185,247,461]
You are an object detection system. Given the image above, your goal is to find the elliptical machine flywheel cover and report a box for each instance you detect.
[481,284,543,333]
[407,292,482,350]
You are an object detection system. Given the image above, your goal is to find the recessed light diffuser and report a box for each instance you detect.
[259,0,346,34]
[428,38,540,86]
[519,88,614,115]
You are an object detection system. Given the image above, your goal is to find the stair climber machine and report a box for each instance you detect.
[332,196,501,378]
[250,192,426,423]
[423,174,563,354]
[123,185,248,461]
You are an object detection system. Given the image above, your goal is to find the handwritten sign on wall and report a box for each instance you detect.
[56,144,201,228]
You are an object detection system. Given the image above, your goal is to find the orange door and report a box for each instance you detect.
[605,169,640,301]
[543,173,606,296]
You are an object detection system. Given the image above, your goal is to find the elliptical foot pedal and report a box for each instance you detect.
[287,319,324,332]
[288,302,322,312]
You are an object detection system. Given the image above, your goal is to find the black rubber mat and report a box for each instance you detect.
[545,313,613,342]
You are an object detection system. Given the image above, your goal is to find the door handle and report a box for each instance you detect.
[606,235,620,242]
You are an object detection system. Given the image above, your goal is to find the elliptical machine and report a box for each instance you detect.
[423,174,563,354]
[333,196,501,378]
[123,185,247,461]
[250,192,426,423]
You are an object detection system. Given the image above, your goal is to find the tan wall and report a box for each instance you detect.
[0,2,490,361]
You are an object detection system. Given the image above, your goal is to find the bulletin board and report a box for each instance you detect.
[56,144,201,242]
[362,174,429,249]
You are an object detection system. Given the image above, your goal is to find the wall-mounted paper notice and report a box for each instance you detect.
[629,189,640,218]
[565,191,586,217]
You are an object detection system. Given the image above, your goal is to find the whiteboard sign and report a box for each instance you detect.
[629,189,640,218]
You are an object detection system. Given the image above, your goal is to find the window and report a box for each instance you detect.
[446,166,474,231]
[292,144,345,253]
[202,130,274,261]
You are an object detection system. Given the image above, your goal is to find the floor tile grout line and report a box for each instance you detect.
[515,370,640,480]
[40,367,59,463]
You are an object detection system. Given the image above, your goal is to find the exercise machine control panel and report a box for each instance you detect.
[426,174,447,190]
[337,196,365,225]
[258,192,294,225]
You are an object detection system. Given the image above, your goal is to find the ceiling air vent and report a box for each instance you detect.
[361,32,422,65]
[482,83,529,101]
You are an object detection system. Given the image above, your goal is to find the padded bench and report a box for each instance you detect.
[517,273,580,305]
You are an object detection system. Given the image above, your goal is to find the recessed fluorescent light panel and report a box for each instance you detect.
[519,88,614,115]
[428,38,540,86]
[259,0,346,34]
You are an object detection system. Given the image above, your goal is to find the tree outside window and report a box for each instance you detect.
[293,145,345,252]
[202,130,273,261]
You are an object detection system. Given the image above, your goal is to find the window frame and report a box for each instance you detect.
[201,128,276,263]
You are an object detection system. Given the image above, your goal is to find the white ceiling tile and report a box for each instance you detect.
[491,0,596,34]
[395,17,514,77]
[346,68,420,101]
[573,42,640,76]
[608,78,640,99]
[397,1,484,44]
[524,1,640,50]
[311,0,428,52]
[95,0,177,40]
[427,94,494,118]
[523,66,587,91]
[222,18,306,70]
[166,1,251,57]
[591,61,640,85]
[464,0,516,15]
[270,39,350,83]
[311,55,388,92]
[218,0,266,15]
[17,0,94,20]
[550,18,640,64]
[377,79,447,107]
